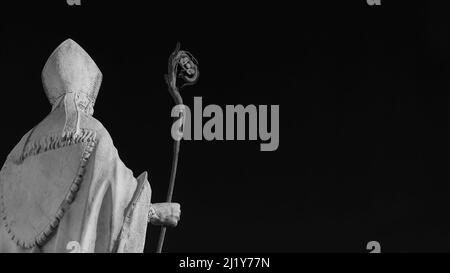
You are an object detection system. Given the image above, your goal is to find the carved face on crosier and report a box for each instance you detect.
[42,39,103,139]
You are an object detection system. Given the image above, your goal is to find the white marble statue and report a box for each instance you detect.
[0,39,180,253]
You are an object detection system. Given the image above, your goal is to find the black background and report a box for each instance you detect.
[1,1,450,252]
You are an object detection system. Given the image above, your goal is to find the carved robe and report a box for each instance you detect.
[0,105,152,252]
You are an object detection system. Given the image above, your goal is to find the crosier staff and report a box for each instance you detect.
[156,43,199,253]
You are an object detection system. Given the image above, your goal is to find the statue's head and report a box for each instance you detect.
[42,39,102,138]
[42,38,102,116]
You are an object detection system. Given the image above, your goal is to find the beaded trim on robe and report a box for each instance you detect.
[0,128,97,249]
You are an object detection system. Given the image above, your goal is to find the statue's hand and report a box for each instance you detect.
[149,202,181,227]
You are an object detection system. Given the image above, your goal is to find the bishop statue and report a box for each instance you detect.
[0,39,181,253]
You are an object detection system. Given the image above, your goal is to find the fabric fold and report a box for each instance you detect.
[62,92,81,139]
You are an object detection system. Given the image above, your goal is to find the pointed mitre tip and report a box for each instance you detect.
[43,38,92,70]
[60,38,87,50]
[61,38,76,45]
[54,38,88,57]
[60,38,78,48]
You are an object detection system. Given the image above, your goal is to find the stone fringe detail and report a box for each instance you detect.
[17,129,96,163]
[1,128,97,249]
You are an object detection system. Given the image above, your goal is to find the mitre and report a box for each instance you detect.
[42,38,102,138]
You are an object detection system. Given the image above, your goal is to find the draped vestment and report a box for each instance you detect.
[0,105,152,253]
